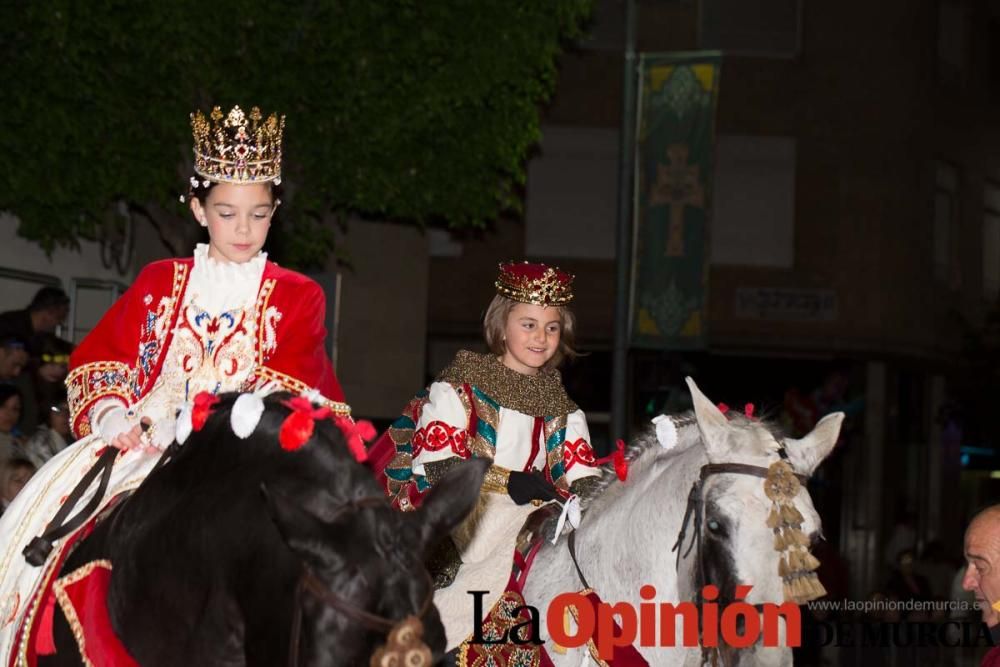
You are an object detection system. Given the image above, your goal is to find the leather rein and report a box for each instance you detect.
[286,495,435,667]
[566,446,809,666]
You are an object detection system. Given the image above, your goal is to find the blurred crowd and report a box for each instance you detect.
[796,510,984,666]
[0,287,74,517]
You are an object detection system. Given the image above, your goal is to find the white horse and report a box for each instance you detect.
[520,377,843,666]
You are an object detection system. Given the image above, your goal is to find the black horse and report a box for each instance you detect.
[36,393,486,666]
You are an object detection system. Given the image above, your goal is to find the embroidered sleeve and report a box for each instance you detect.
[253,279,349,416]
[65,261,189,439]
[561,409,601,486]
[65,269,154,438]
[411,382,472,473]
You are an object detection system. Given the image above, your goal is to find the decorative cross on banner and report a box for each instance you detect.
[649,144,705,257]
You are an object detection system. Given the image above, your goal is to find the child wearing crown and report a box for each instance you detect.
[368,261,601,650]
[0,105,349,661]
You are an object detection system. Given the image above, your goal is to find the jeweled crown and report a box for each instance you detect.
[190,105,284,184]
[495,261,574,307]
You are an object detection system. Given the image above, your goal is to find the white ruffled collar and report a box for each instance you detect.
[192,243,267,282]
[185,244,268,314]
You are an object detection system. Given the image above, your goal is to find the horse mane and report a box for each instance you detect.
[581,411,698,503]
[581,409,786,504]
[174,391,365,490]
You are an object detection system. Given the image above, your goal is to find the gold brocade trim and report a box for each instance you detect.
[457,590,543,667]
[12,529,86,666]
[451,385,486,459]
[254,366,351,416]
[52,560,115,667]
[437,351,577,417]
[544,414,570,492]
[565,588,611,667]
[66,361,133,431]
[254,278,278,362]
[543,414,568,442]
[468,389,499,460]
[481,465,511,494]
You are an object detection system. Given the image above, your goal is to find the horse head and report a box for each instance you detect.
[76,392,487,667]
[679,377,842,665]
[262,461,488,666]
[261,406,489,667]
[527,378,842,666]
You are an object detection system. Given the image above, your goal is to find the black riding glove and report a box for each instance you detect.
[507,470,560,505]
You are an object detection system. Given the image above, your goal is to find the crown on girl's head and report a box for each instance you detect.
[495,261,574,307]
[190,105,284,184]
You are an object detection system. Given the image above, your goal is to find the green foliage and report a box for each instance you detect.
[0,0,592,268]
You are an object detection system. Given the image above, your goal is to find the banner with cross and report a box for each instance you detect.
[630,51,721,349]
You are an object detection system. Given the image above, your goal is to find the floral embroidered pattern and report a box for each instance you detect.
[135,264,186,391]
[254,279,279,361]
[413,421,470,458]
[155,300,258,408]
[66,362,134,436]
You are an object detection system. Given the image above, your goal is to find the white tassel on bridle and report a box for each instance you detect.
[231,381,282,439]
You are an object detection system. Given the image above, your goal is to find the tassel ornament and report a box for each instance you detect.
[763,460,827,605]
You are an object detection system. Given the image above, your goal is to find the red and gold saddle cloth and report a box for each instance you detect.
[9,514,137,667]
[454,518,649,667]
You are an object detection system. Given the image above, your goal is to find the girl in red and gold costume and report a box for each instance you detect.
[368,261,601,650]
[0,105,348,660]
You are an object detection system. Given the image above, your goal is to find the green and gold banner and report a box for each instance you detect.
[631,52,721,349]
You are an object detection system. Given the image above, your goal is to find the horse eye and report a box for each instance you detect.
[707,518,722,533]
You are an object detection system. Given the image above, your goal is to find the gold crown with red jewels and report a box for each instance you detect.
[190,105,285,184]
[495,261,574,307]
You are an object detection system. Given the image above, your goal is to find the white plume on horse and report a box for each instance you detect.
[520,377,843,666]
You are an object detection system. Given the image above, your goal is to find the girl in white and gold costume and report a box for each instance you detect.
[369,261,601,650]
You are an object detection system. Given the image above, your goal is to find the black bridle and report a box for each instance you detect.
[671,450,809,666]
[566,448,810,667]
[286,496,435,667]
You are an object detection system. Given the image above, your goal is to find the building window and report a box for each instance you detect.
[984,182,1000,301]
[710,135,796,268]
[934,162,959,284]
[699,0,801,58]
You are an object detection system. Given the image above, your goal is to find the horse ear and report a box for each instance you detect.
[414,458,489,552]
[784,412,844,476]
[261,483,336,565]
[685,377,731,458]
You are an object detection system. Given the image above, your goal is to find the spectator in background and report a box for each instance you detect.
[0,337,28,383]
[961,504,1000,665]
[0,458,35,518]
[0,286,70,352]
[18,334,73,437]
[0,385,23,464]
[22,392,70,469]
